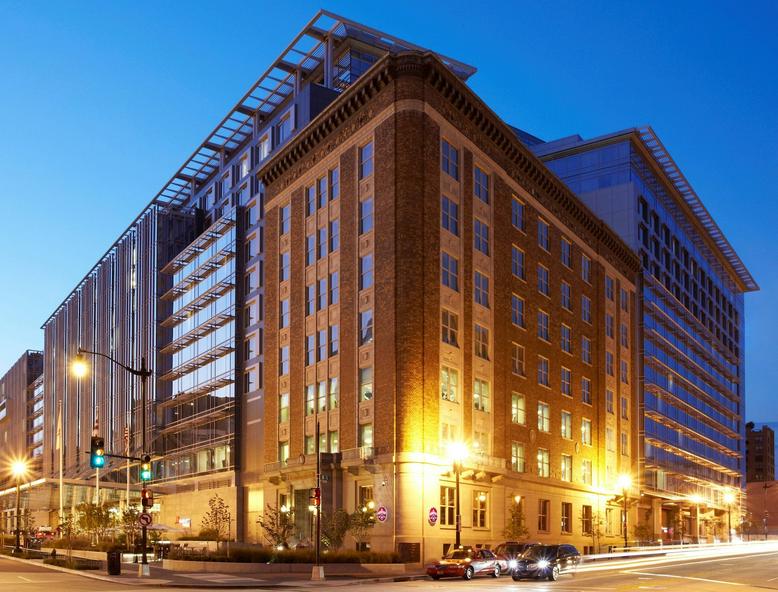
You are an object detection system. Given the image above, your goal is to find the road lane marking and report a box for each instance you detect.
[17,576,32,582]
[626,570,745,586]
[768,576,778,582]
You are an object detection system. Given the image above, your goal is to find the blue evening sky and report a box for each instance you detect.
[1,1,775,419]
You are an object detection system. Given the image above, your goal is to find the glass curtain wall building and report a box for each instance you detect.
[530,128,757,537]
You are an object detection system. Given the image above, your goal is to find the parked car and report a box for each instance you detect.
[511,544,581,581]
[426,548,501,580]
[494,541,539,573]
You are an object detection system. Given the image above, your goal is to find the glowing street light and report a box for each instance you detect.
[9,458,29,553]
[689,494,703,543]
[447,442,468,548]
[616,474,632,549]
[71,353,89,378]
[723,490,736,542]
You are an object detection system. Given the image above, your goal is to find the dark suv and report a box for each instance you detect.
[512,544,581,581]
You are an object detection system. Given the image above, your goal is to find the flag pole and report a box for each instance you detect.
[57,398,64,533]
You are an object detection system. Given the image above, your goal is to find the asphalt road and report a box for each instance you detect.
[2,547,778,591]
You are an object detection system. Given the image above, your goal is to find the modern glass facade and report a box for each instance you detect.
[533,131,755,505]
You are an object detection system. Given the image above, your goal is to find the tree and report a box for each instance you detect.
[256,504,296,548]
[321,509,350,551]
[201,494,231,543]
[76,502,114,544]
[503,502,529,540]
[632,522,655,545]
[58,512,77,562]
[348,507,376,551]
[582,510,605,553]
[120,507,140,550]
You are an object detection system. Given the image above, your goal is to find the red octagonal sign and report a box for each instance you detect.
[428,506,438,525]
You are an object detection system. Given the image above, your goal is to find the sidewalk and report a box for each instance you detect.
[2,553,427,588]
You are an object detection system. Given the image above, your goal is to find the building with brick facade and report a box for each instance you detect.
[746,422,775,483]
[23,11,714,559]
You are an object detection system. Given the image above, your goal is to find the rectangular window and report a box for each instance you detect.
[538,499,550,531]
[441,253,459,291]
[317,328,327,362]
[561,501,573,531]
[359,424,373,447]
[561,324,572,354]
[561,237,572,267]
[472,490,488,528]
[474,271,489,307]
[473,378,490,412]
[511,392,526,424]
[537,449,550,478]
[537,310,550,341]
[621,323,629,348]
[359,367,373,401]
[279,299,290,329]
[279,205,291,235]
[582,377,592,405]
[621,396,629,419]
[606,389,614,414]
[305,435,315,455]
[318,277,327,311]
[511,441,526,472]
[538,219,549,251]
[359,309,374,345]
[329,271,339,305]
[441,309,459,346]
[329,167,340,201]
[511,294,525,327]
[306,185,316,217]
[561,367,572,397]
[441,366,459,402]
[561,410,572,439]
[278,392,289,423]
[582,295,592,323]
[440,486,455,526]
[474,219,490,255]
[305,334,315,366]
[305,234,315,266]
[537,401,550,432]
[605,276,615,300]
[606,427,615,452]
[359,254,374,290]
[317,176,327,209]
[305,384,315,416]
[582,418,592,446]
[537,356,549,387]
[441,196,459,235]
[258,134,270,161]
[606,313,614,338]
[621,432,629,455]
[582,459,593,485]
[474,166,490,204]
[317,380,327,413]
[511,343,525,376]
[359,198,374,234]
[511,245,525,279]
[279,251,290,282]
[244,370,255,394]
[275,112,292,145]
[317,226,327,260]
[621,288,629,312]
[278,441,289,465]
[279,346,289,376]
[329,220,339,252]
[561,281,572,310]
[582,254,592,283]
[537,264,550,296]
[511,196,525,230]
[621,360,629,384]
[329,378,339,410]
[474,324,490,360]
[582,505,593,535]
[358,141,373,179]
[606,351,614,376]
[441,139,459,180]
[582,336,592,365]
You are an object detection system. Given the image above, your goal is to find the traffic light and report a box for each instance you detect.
[141,488,153,509]
[90,436,105,469]
[310,487,321,507]
[140,455,152,481]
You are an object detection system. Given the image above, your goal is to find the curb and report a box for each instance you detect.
[0,554,429,588]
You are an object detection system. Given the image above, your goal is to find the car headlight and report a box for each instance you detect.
[508,559,517,569]
[537,559,550,569]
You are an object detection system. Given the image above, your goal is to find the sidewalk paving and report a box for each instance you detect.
[2,553,428,589]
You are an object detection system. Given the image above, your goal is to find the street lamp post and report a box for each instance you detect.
[616,474,632,549]
[11,459,28,554]
[72,348,153,574]
[689,494,703,544]
[448,442,468,549]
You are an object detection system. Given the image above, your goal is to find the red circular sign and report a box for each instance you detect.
[376,506,388,523]
[428,507,438,525]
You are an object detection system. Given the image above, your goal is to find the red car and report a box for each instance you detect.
[426,548,501,580]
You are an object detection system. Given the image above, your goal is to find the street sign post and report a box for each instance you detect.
[138,512,152,527]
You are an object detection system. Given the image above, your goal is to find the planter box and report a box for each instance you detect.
[162,558,408,575]
[41,547,107,562]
